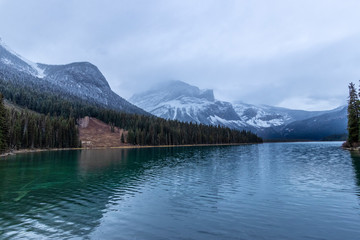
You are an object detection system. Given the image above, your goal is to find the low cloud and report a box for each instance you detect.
[0,0,359,110]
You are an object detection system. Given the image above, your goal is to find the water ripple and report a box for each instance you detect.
[1,143,360,239]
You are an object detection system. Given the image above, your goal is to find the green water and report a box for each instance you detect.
[1,142,360,239]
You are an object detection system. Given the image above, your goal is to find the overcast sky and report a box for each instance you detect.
[1,0,360,110]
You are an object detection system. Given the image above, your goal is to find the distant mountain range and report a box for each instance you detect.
[130,80,347,140]
[0,40,347,140]
[0,39,147,115]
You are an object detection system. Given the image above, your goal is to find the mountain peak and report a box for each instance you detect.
[135,80,215,102]
[0,40,148,115]
[129,80,240,124]
[129,80,347,140]
[0,39,46,78]
[43,61,111,90]
[0,37,5,46]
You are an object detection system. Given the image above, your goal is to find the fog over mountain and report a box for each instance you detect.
[130,81,347,140]
[1,0,359,110]
[0,33,349,140]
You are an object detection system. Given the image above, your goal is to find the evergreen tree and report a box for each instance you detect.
[127,129,135,144]
[0,76,263,147]
[347,82,359,144]
[121,133,125,143]
[0,93,8,153]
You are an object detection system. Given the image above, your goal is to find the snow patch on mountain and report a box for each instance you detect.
[130,80,347,139]
[0,39,45,78]
[151,97,214,120]
[130,81,245,128]
[233,103,291,128]
[0,39,148,115]
[130,80,297,129]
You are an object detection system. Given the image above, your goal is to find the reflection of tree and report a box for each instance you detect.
[0,147,203,238]
[0,149,140,238]
[350,151,360,187]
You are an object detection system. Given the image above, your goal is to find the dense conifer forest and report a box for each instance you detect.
[0,77,262,153]
[0,94,79,153]
[345,82,360,147]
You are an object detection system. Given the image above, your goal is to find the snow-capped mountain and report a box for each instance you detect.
[232,102,337,129]
[0,39,147,115]
[0,39,45,79]
[130,80,347,140]
[280,106,347,140]
[129,80,243,127]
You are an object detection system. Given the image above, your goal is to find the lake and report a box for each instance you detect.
[1,142,360,239]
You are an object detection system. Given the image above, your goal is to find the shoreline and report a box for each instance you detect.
[0,143,258,158]
[342,147,360,151]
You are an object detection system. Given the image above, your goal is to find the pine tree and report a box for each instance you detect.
[0,93,9,153]
[121,133,125,143]
[347,82,359,144]
[127,129,135,144]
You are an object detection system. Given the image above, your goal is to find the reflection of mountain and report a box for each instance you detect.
[0,149,146,238]
[0,147,218,238]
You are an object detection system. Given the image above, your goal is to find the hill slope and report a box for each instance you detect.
[79,117,128,148]
[0,39,147,115]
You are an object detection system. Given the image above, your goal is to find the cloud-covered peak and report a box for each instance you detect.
[1,1,358,110]
[131,80,215,103]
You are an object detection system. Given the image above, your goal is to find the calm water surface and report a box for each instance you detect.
[1,142,360,239]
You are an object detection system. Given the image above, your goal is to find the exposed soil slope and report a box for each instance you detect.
[78,116,128,148]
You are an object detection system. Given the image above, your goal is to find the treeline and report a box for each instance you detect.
[0,94,79,153]
[124,117,261,145]
[0,77,262,150]
[346,82,360,146]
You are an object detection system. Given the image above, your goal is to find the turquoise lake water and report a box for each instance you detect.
[1,142,360,239]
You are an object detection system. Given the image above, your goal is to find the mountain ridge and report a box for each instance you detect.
[0,40,148,115]
[130,80,347,140]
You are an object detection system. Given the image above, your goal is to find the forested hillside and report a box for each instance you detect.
[0,41,148,115]
[0,94,79,153]
[0,77,262,153]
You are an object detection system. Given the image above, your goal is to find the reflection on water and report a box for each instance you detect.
[0,147,210,239]
[78,148,129,172]
[0,143,360,239]
[350,151,360,193]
